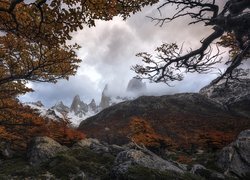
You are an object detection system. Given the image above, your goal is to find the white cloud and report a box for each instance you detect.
[19,3,231,107]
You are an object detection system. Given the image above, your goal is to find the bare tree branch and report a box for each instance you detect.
[134,0,250,84]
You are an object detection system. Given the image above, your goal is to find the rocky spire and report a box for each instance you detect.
[51,101,69,114]
[70,95,88,117]
[99,84,111,110]
[126,78,146,94]
[88,99,97,112]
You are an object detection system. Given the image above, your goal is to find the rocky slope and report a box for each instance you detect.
[79,78,250,150]
[1,130,249,179]
[217,129,250,178]
[200,78,250,118]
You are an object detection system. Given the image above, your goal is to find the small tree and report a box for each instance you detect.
[129,117,172,151]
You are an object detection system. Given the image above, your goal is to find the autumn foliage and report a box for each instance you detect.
[129,117,173,151]
[0,0,160,127]
[195,130,235,151]
[0,101,85,150]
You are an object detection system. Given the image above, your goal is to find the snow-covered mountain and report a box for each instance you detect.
[25,78,147,126]
[26,96,99,126]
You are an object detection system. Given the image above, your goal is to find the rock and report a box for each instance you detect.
[99,84,111,110]
[191,164,225,180]
[217,129,250,178]
[27,137,68,166]
[0,141,14,158]
[126,78,147,95]
[70,95,88,117]
[74,138,126,156]
[80,93,248,147]
[39,171,55,179]
[51,101,70,114]
[69,171,86,180]
[88,99,97,112]
[73,138,109,154]
[200,78,250,117]
[112,149,185,178]
[33,100,44,107]
[109,144,127,156]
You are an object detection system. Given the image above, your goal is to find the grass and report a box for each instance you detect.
[119,165,203,180]
[44,147,115,179]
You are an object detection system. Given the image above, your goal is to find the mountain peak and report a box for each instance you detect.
[126,78,146,95]
[99,85,111,110]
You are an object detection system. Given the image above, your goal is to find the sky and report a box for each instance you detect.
[19,1,230,107]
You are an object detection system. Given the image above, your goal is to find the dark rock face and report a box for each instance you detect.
[27,137,68,166]
[70,95,88,117]
[33,101,44,107]
[217,129,250,178]
[51,101,69,114]
[190,164,225,180]
[99,84,111,110]
[88,99,97,112]
[200,78,250,118]
[79,93,250,147]
[0,141,13,158]
[126,78,146,94]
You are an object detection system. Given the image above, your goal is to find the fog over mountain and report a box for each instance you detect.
[19,1,241,107]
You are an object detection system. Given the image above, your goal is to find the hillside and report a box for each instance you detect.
[79,79,250,151]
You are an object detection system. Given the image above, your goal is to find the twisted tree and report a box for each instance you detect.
[133,0,250,84]
[0,0,159,123]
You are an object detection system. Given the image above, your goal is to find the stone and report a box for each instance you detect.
[191,164,225,180]
[217,129,250,178]
[27,136,68,166]
[0,141,14,158]
[112,149,184,178]
[200,78,250,118]
[73,138,109,154]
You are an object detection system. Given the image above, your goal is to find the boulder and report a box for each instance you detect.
[73,138,126,155]
[27,137,68,166]
[200,78,250,118]
[191,164,225,180]
[73,138,109,154]
[0,141,14,158]
[112,149,185,178]
[217,129,250,178]
[69,171,86,180]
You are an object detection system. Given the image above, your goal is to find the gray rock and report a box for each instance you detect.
[70,95,89,117]
[51,101,70,114]
[109,144,127,156]
[39,171,55,180]
[88,99,98,112]
[27,136,68,166]
[217,129,250,178]
[200,78,250,117]
[112,149,184,178]
[73,138,109,154]
[74,138,126,155]
[69,171,86,180]
[191,164,225,180]
[126,78,147,95]
[0,141,14,158]
[99,84,111,110]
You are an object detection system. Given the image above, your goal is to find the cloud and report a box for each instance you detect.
[19,2,237,107]
[19,75,101,107]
